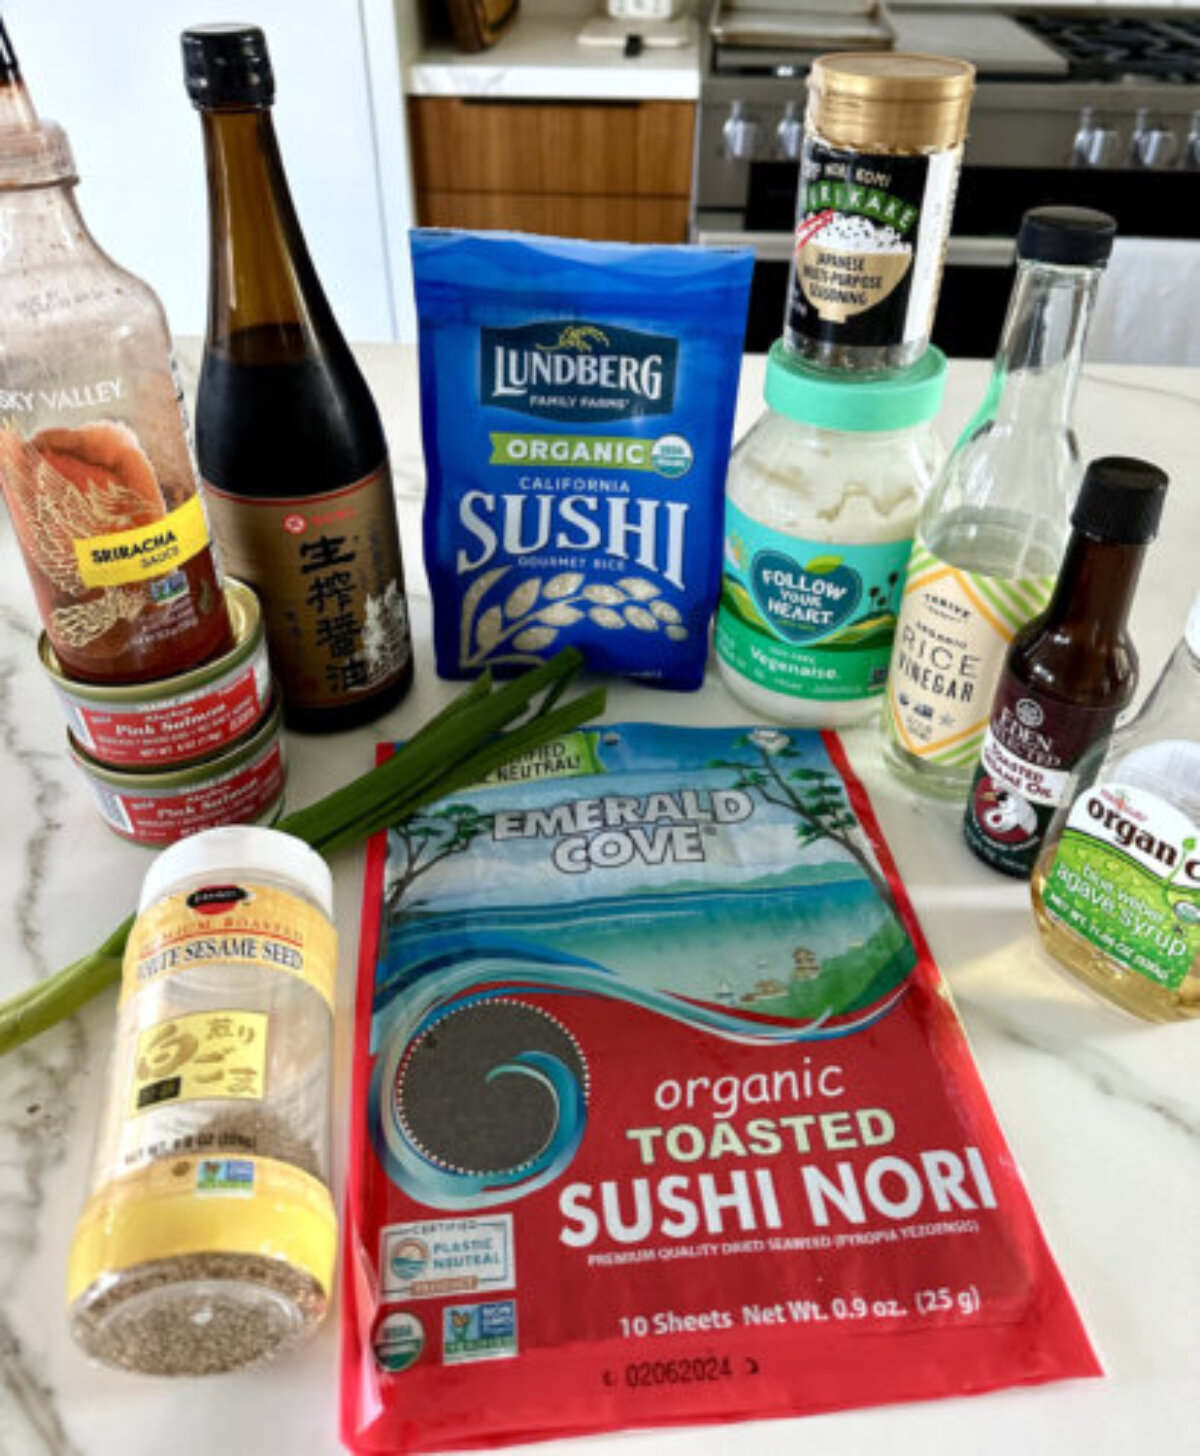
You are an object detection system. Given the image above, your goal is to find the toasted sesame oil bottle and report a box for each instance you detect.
[964,457,1167,879]
[1032,590,1200,1023]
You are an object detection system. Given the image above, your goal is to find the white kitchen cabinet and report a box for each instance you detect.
[4,0,417,341]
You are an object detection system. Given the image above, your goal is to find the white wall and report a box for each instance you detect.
[3,0,417,341]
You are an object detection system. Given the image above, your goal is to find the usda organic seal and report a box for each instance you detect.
[373,1311,425,1374]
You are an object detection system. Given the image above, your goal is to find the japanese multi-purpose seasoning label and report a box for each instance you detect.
[782,53,974,372]
[412,232,753,690]
[342,724,1098,1452]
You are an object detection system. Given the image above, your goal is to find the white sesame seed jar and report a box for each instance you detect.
[716,344,945,726]
[784,53,975,374]
[67,827,338,1375]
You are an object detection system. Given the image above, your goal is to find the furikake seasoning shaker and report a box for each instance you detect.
[783,52,975,374]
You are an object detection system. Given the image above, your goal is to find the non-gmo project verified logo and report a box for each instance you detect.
[482,320,678,424]
[195,1158,255,1196]
[442,1300,518,1365]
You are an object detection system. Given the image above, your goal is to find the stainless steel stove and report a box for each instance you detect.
[693,4,1200,352]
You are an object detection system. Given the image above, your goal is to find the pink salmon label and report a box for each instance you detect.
[87,740,285,846]
[60,641,270,768]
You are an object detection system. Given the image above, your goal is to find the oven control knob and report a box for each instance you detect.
[722,102,762,162]
[1129,108,1178,168]
[1071,107,1119,168]
[776,101,805,161]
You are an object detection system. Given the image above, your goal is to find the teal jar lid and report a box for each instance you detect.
[763,342,947,432]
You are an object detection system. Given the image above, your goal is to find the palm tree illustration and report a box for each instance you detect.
[385,803,494,914]
[713,730,901,919]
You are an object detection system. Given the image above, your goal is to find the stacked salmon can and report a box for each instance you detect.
[40,580,286,846]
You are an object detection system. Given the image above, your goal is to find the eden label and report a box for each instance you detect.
[964,677,1119,878]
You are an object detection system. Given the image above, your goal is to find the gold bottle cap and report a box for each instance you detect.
[808,52,976,154]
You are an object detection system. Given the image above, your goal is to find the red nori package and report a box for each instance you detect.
[341,724,1099,1452]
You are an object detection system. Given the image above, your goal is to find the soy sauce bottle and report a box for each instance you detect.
[184,24,412,731]
[963,457,1168,878]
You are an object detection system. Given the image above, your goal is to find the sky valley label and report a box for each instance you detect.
[481,321,678,424]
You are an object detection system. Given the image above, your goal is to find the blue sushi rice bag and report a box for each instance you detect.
[411,231,754,689]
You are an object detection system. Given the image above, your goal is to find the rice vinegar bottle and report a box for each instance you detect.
[1032,591,1200,1022]
[883,207,1115,796]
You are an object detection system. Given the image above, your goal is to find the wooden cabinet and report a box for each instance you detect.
[409,97,695,243]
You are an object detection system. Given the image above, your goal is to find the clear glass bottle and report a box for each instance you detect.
[883,206,1116,797]
[716,343,945,726]
[68,826,338,1374]
[184,24,413,732]
[1032,592,1200,1023]
[0,21,230,685]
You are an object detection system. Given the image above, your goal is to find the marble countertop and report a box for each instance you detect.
[408,15,701,101]
[1,344,1198,1455]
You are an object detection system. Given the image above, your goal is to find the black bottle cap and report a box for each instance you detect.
[1017,206,1117,268]
[1072,456,1169,544]
[182,25,274,108]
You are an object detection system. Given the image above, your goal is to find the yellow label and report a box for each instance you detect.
[74,492,210,588]
[67,1155,337,1304]
[123,883,337,1009]
[130,1010,268,1114]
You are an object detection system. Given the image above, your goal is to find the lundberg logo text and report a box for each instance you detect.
[482,321,678,423]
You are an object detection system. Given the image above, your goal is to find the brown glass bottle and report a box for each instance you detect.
[184,24,412,732]
[963,456,1168,878]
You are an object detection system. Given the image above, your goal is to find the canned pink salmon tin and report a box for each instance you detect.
[69,692,286,847]
[40,579,270,770]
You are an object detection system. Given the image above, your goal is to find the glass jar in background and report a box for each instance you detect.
[716,343,946,726]
[68,826,338,1376]
[783,51,975,374]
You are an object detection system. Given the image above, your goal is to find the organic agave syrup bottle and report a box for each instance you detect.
[184,24,412,731]
[1033,590,1200,1023]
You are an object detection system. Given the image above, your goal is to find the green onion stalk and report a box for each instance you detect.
[0,649,604,1055]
